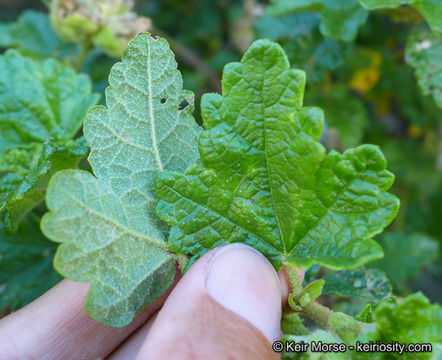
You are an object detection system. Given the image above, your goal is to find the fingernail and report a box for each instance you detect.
[206,244,282,342]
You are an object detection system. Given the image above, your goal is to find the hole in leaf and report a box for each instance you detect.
[160,98,167,104]
[178,99,189,111]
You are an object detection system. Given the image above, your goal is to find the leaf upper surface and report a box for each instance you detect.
[0,11,70,59]
[0,50,99,152]
[42,34,201,326]
[155,39,399,271]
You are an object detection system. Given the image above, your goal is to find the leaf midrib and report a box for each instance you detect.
[146,37,164,172]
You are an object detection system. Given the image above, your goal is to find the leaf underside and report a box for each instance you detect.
[155,39,399,272]
[42,34,201,327]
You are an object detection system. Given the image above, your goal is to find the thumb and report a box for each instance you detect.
[136,244,285,360]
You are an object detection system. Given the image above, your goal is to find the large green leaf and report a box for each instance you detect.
[0,213,61,310]
[269,0,369,42]
[368,232,439,284]
[155,39,399,271]
[323,268,392,301]
[360,0,442,34]
[0,10,70,59]
[0,51,99,232]
[406,30,442,108]
[42,34,202,327]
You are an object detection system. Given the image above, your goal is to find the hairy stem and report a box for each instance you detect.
[75,42,91,72]
[285,263,333,330]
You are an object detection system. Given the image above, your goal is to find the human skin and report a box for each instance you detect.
[0,244,303,360]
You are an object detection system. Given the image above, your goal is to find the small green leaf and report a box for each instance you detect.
[42,34,201,327]
[360,0,442,34]
[300,279,325,306]
[323,268,392,301]
[269,0,369,42]
[0,213,61,310]
[368,232,439,285]
[0,11,70,59]
[406,30,442,108]
[155,39,399,272]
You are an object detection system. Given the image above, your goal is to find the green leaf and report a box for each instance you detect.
[0,50,99,151]
[41,34,202,327]
[0,213,61,310]
[155,39,399,272]
[406,30,442,108]
[0,139,88,234]
[269,0,369,42]
[368,232,439,285]
[0,11,70,59]
[323,268,392,301]
[372,292,442,358]
[360,0,442,34]
[0,51,99,232]
[300,279,325,306]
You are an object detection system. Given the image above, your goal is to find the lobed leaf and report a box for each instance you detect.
[155,39,399,272]
[42,34,201,326]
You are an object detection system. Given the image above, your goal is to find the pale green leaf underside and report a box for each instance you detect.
[360,0,442,34]
[406,30,442,108]
[323,268,392,301]
[155,39,399,271]
[42,34,201,326]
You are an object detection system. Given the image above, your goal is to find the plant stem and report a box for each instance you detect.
[75,43,91,72]
[285,263,333,330]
